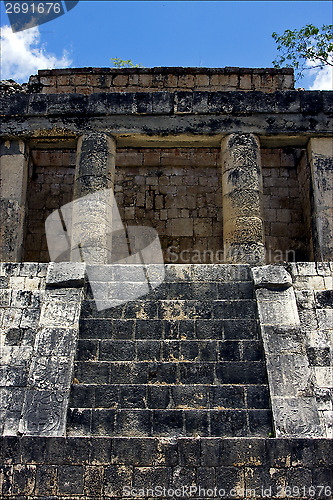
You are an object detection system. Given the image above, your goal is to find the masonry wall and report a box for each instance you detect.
[23,149,76,262]
[23,145,315,265]
[261,148,308,263]
[115,148,222,264]
[289,261,333,438]
[0,436,332,498]
[0,263,47,436]
[31,67,295,95]
[297,151,314,261]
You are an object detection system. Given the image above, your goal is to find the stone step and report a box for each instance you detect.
[85,280,254,301]
[81,299,257,320]
[77,339,264,362]
[85,263,252,283]
[67,407,272,437]
[79,318,259,340]
[74,361,268,385]
[69,383,270,410]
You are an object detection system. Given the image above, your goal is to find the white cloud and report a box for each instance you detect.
[306,56,333,91]
[0,24,72,83]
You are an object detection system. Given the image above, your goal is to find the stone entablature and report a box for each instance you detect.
[1,90,331,139]
[27,67,295,95]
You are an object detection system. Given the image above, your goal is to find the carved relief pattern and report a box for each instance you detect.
[20,390,66,436]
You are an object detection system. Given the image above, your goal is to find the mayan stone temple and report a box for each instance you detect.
[0,67,332,498]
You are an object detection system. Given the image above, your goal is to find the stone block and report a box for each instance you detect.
[255,288,300,326]
[167,218,193,237]
[27,355,73,391]
[34,327,77,357]
[0,363,29,387]
[262,325,306,355]
[67,408,92,436]
[194,219,213,237]
[58,465,84,494]
[77,339,99,361]
[239,74,252,90]
[215,466,245,491]
[306,347,331,366]
[216,361,266,385]
[0,289,11,307]
[223,319,258,340]
[295,289,315,309]
[176,91,193,113]
[265,354,311,397]
[84,465,104,496]
[12,464,36,496]
[35,465,58,496]
[316,309,333,330]
[19,390,69,436]
[252,265,292,290]
[46,262,86,288]
[70,385,94,409]
[314,367,333,388]
[152,93,174,114]
[91,409,117,436]
[294,275,326,291]
[0,154,27,202]
[272,397,323,437]
[315,290,333,309]
[222,437,266,467]
[39,289,82,329]
[215,298,257,320]
[246,386,270,409]
[104,464,132,497]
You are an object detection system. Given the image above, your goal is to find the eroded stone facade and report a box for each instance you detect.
[0,67,332,498]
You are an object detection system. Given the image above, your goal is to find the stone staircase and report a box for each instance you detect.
[67,264,272,437]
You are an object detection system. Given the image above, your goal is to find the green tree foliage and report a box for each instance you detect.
[110,58,144,68]
[272,24,333,80]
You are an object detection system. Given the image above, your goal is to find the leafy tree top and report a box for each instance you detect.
[272,24,333,81]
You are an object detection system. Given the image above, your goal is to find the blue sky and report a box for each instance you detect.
[1,1,332,88]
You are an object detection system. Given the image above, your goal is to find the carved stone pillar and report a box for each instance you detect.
[307,138,333,261]
[221,133,265,265]
[72,132,117,264]
[0,139,29,262]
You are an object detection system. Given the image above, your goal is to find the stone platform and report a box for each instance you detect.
[0,262,332,498]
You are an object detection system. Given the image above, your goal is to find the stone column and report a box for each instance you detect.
[72,132,118,264]
[307,138,333,261]
[221,133,265,265]
[0,139,29,261]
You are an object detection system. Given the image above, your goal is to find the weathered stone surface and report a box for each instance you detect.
[221,134,265,265]
[46,262,86,288]
[39,289,82,329]
[1,264,86,438]
[0,141,28,262]
[19,390,68,436]
[74,132,116,198]
[307,138,333,261]
[1,91,332,138]
[255,287,299,326]
[252,265,292,290]
[273,397,323,437]
[0,436,332,498]
[0,60,332,488]
[252,263,326,437]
